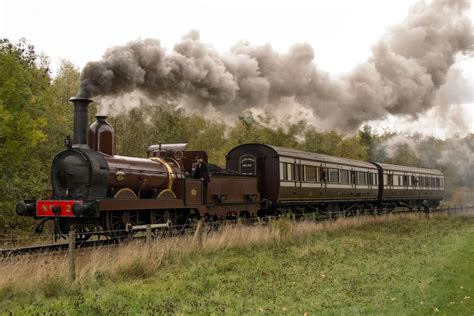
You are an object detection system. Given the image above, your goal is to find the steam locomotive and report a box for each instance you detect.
[16,97,444,239]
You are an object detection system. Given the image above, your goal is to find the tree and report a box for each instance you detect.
[0,38,52,230]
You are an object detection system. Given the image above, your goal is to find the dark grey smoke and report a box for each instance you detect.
[80,0,474,130]
[380,133,474,187]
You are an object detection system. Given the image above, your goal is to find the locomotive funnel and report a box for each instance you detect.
[69,97,93,146]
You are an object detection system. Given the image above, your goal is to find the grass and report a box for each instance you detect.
[1,213,474,314]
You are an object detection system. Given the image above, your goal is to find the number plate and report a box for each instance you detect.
[36,200,81,217]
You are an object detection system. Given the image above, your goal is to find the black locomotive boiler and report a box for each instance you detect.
[16,96,444,239]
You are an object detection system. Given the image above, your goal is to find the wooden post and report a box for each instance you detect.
[68,229,76,283]
[146,224,152,244]
[192,219,204,248]
[292,213,296,223]
[268,216,272,226]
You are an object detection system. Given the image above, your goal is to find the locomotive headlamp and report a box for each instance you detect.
[72,203,83,217]
[72,202,96,217]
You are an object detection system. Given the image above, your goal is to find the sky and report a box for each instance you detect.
[0,0,473,138]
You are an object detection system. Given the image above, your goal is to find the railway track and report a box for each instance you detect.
[1,204,473,259]
[0,239,118,259]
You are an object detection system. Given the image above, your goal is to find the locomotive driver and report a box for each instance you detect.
[192,153,210,204]
[192,154,210,182]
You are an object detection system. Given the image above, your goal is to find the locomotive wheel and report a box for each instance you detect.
[104,211,138,238]
[150,209,190,235]
[150,209,171,224]
[150,210,171,237]
[104,188,139,239]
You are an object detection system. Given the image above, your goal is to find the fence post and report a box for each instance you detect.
[146,224,152,244]
[68,229,76,283]
[292,213,296,223]
[192,219,204,248]
[268,216,272,227]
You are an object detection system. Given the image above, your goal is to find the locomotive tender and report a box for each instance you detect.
[15,97,444,238]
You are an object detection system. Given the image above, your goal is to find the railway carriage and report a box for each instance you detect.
[226,144,380,214]
[372,162,444,209]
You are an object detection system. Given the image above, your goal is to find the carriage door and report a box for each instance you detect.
[295,159,302,188]
[351,168,356,194]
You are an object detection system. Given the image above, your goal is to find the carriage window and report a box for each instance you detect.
[315,166,320,182]
[403,175,409,186]
[393,175,399,186]
[340,169,350,184]
[358,171,367,185]
[294,164,303,182]
[287,163,293,181]
[305,166,317,182]
[281,163,288,181]
[412,176,418,187]
[387,174,393,186]
[369,172,377,185]
[329,168,339,183]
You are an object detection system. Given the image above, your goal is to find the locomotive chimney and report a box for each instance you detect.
[69,97,93,146]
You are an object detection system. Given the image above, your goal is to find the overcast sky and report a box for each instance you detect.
[1,0,473,138]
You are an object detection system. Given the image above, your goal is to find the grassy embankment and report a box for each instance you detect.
[1,213,473,314]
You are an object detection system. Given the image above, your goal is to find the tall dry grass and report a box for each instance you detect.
[0,212,447,297]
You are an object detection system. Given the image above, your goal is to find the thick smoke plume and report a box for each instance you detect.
[379,133,474,187]
[80,0,474,130]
